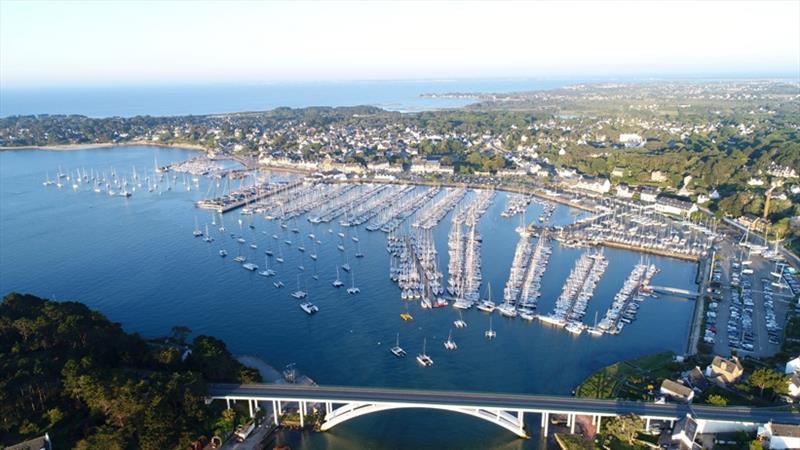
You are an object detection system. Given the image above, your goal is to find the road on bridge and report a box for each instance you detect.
[209,383,800,425]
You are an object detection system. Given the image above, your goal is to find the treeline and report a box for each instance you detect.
[0,292,260,449]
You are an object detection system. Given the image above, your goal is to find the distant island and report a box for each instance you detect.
[0,292,261,449]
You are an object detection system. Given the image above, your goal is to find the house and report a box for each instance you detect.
[409,159,454,175]
[759,422,800,449]
[709,189,721,200]
[616,184,635,199]
[683,366,708,392]
[619,133,645,148]
[6,434,52,450]
[747,177,765,187]
[788,372,800,398]
[737,214,770,233]
[660,379,695,402]
[640,187,660,203]
[574,177,611,194]
[655,196,698,217]
[696,193,710,204]
[705,355,743,385]
[611,167,626,178]
[666,414,701,449]
[784,356,800,375]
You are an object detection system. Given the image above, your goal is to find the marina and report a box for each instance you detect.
[2,146,702,450]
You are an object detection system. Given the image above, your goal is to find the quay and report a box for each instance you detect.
[645,285,700,299]
[207,383,799,439]
[599,240,701,262]
[196,179,304,213]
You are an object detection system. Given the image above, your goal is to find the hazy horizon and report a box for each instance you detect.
[2,0,798,89]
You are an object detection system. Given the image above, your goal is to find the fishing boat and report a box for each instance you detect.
[416,338,434,367]
[485,316,496,339]
[390,333,406,357]
[443,330,457,350]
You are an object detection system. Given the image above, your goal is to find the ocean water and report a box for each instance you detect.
[0,146,698,449]
[0,79,579,117]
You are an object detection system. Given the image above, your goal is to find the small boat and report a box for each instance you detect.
[242,262,259,271]
[300,302,318,314]
[250,243,258,249]
[416,338,434,367]
[390,333,406,357]
[443,329,457,350]
[219,249,228,257]
[233,255,246,263]
[485,316,496,339]
[400,312,413,321]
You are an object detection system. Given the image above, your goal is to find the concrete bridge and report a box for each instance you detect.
[207,383,798,438]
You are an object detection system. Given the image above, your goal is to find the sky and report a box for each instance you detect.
[1,0,799,88]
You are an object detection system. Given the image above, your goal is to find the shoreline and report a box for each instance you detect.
[0,141,209,153]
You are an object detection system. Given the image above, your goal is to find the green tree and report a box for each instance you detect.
[706,394,728,406]
[604,413,644,445]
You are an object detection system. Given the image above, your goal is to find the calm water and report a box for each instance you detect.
[0,146,698,449]
[0,79,581,117]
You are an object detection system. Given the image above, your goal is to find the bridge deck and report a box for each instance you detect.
[208,383,799,424]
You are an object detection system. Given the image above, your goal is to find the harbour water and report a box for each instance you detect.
[0,146,698,449]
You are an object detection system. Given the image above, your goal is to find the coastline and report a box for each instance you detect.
[0,141,208,153]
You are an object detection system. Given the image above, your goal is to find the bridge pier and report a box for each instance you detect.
[645,417,650,432]
[570,414,576,434]
[226,398,231,409]
[541,412,549,436]
[272,400,279,425]
[249,399,254,418]
[300,401,305,428]
[596,415,602,432]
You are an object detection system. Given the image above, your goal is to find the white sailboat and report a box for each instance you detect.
[416,338,434,367]
[485,315,496,339]
[390,333,406,357]
[444,329,457,350]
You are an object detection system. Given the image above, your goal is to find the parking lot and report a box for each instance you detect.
[705,240,796,358]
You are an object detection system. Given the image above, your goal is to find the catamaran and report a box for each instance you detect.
[444,329,457,350]
[453,310,468,328]
[290,275,307,299]
[390,333,406,357]
[192,218,203,237]
[416,338,434,367]
[259,256,276,277]
[347,271,360,295]
[300,301,319,314]
[485,316,496,339]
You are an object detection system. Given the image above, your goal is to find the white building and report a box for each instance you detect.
[574,177,611,194]
[759,422,800,449]
[409,159,453,175]
[651,171,669,183]
[640,187,660,203]
[655,196,698,217]
[619,133,645,148]
[747,177,765,187]
[616,184,634,199]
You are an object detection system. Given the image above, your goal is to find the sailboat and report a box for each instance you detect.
[276,245,285,263]
[416,338,434,366]
[476,282,496,312]
[485,315,496,339]
[192,217,203,237]
[453,310,467,328]
[444,329,457,350]
[259,256,276,277]
[332,267,344,287]
[290,274,307,299]
[204,224,214,243]
[390,333,406,357]
[43,172,55,186]
[347,271,360,295]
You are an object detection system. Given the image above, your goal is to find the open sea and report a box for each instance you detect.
[0,79,585,117]
[0,146,698,449]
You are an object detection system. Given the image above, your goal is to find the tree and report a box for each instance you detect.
[706,394,728,406]
[748,368,789,398]
[604,413,644,445]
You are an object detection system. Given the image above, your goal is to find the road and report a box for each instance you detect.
[209,383,800,425]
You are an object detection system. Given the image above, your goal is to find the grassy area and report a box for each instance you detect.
[555,433,595,450]
[576,352,681,400]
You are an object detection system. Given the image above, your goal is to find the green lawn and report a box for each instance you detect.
[576,352,679,400]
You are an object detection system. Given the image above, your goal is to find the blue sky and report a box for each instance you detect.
[1,0,798,88]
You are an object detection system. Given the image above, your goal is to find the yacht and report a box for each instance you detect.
[416,338,434,367]
[390,333,406,357]
[299,302,319,315]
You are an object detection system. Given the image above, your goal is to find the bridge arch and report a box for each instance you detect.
[320,402,528,438]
